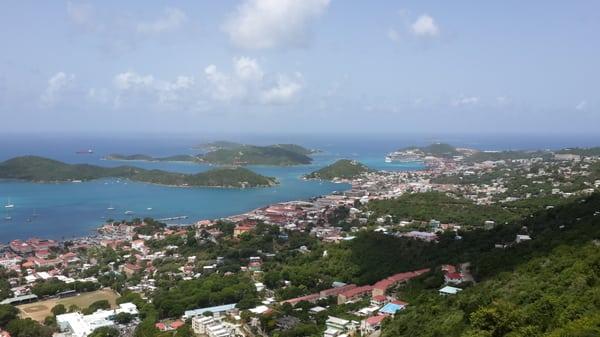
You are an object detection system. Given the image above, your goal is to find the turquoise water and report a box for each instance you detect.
[0,136,424,240]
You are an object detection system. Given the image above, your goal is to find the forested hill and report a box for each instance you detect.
[104,154,199,163]
[198,144,313,166]
[305,159,371,180]
[379,192,600,337]
[0,156,277,188]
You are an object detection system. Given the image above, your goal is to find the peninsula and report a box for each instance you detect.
[305,159,371,180]
[0,156,277,188]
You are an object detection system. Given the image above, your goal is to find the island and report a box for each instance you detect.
[305,159,371,180]
[0,156,277,188]
[103,154,200,163]
[106,142,319,166]
[197,143,315,166]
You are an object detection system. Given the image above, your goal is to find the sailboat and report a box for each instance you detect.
[107,202,115,211]
[5,199,14,209]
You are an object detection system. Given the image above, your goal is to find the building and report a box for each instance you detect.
[324,316,355,337]
[183,303,237,320]
[337,285,373,304]
[56,303,138,337]
[191,316,236,337]
[439,286,462,296]
[371,268,430,297]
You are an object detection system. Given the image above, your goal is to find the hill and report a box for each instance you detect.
[381,193,600,336]
[199,144,313,166]
[104,154,199,163]
[305,159,371,180]
[0,156,276,188]
[401,143,460,158]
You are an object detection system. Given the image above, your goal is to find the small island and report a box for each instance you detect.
[0,156,277,188]
[305,159,371,180]
[104,154,200,163]
[196,142,317,166]
[106,142,319,166]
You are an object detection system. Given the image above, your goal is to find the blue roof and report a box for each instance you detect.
[183,303,237,318]
[379,303,404,314]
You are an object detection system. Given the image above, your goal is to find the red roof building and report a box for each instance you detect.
[338,285,373,304]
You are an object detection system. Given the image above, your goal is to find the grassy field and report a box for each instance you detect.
[17,288,119,322]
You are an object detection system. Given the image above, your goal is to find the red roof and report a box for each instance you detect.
[340,285,372,298]
[366,315,386,326]
[372,295,387,302]
[170,320,185,329]
[391,300,408,306]
[155,323,166,331]
[373,268,430,291]
[445,272,462,280]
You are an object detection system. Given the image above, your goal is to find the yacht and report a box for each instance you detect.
[5,199,14,209]
[124,210,134,215]
[146,207,153,211]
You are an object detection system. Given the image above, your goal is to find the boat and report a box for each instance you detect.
[124,210,134,215]
[107,203,115,210]
[4,216,12,221]
[5,199,14,209]
[76,149,94,154]
[146,207,153,211]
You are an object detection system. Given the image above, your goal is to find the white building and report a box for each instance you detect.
[324,316,356,337]
[191,316,236,337]
[56,303,138,337]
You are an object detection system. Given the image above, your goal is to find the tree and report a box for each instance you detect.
[51,304,66,316]
[6,318,53,337]
[0,304,19,327]
[89,326,119,337]
[114,312,133,324]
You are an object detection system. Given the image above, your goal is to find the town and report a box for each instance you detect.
[1,145,599,337]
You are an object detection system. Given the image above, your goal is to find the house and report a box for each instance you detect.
[371,268,430,297]
[371,295,387,306]
[324,316,355,337]
[515,234,532,243]
[122,263,142,277]
[439,286,462,295]
[337,285,373,304]
[361,315,386,334]
[233,224,254,237]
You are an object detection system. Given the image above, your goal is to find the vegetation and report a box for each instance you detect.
[305,159,371,180]
[0,156,277,187]
[198,144,313,166]
[401,143,460,158]
[152,273,258,318]
[104,154,199,162]
[366,192,522,227]
[556,146,600,156]
[89,326,120,337]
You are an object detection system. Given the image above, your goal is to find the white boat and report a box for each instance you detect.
[146,207,153,211]
[385,156,392,163]
[124,210,134,215]
[5,199,14,209]
[4,216,12,221]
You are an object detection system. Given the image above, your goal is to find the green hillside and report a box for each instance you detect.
[0,156,276,188]
[199,144,313,166]
[105,154,199,163]
[305,159,371,180]
[380,193,600,337]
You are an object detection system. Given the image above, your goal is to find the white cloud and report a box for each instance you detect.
[411,14,439,37]
[41,72,75,105]
[452,96,479,107]
[113,71,194,106]
[204,57,303,104]
[223,0,330,50]
[575,100,587,111]
[136,7,187,34]
[260,74,303,104]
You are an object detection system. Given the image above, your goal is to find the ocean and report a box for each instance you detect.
[1,132,599,241]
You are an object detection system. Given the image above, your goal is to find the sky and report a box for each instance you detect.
[0,1,599,134]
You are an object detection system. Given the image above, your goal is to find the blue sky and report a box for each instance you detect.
[0,1,598,134]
